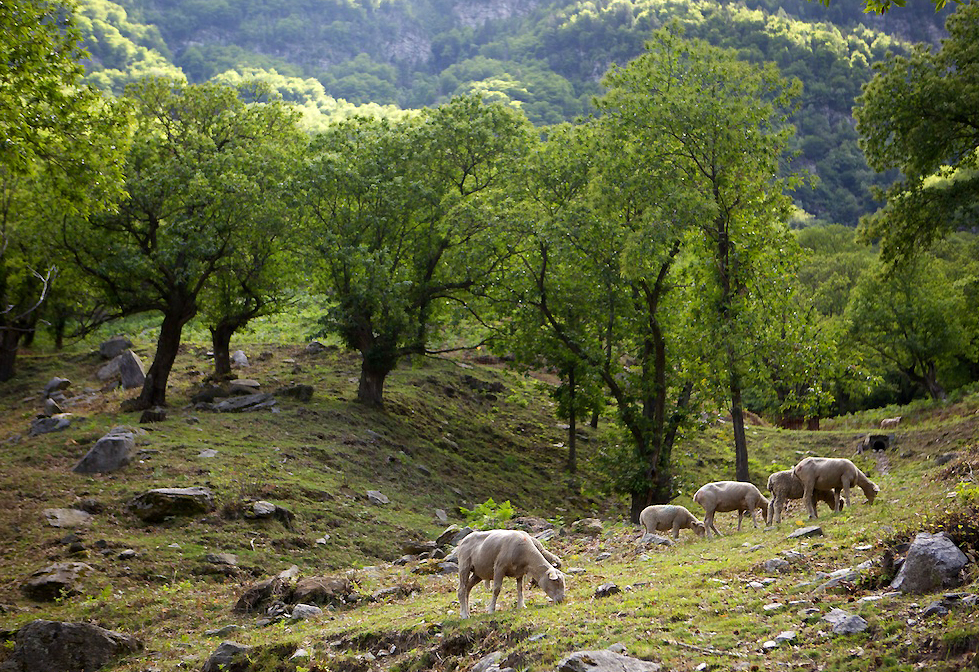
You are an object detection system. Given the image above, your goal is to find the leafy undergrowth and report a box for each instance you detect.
[0,332,978,671]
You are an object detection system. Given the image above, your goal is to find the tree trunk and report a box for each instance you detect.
[357,360,389,407]
[210,321,237,380]
[0,328,20,382]
[130,307,193,410]
[730,364,749,481]
[568,366,577,474]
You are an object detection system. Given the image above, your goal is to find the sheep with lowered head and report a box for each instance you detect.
[766,469,842,525]
[693,481,770,539]
[792,456,879,519]
[457,529,566,618]
[639,504,705,540]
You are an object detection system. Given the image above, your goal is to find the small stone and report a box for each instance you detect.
[367,490,389,505]
[763,602,784,612]
[291,603,323,620]
[832,615,869,635]
[764,558,791,573]
[788,525,824,539]
[595,583,620,598]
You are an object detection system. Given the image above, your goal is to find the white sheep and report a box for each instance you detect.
[880,416,902,429]
[693,481,770,539]
[766,469,842,525]
[457,529,566,618]
[639,504,706,539]
[792,456,879,519]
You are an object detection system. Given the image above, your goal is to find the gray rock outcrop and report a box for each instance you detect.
[98,336,133,359]
[21,562,94,601]
[72,427,135,474]
[891,532,968,594]
[128,486,215,522]
[29,414,71,436]
[0,619,141,672]
[201,641,252,672]
[557,649,662,671]
[96,350,145,389]
[42,508,93,528]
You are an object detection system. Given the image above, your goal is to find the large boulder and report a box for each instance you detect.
[201,641,252,672]
[891,531,968,594]
[98,336,133,360]
[0,620,141,672]
[21,563,94,602]
[97,351,145,389]
[292,576,355,607]
[128,487,215,522]
[42,377,71,397]
[557,649,662,672]
[72,428,135,474]
[233,566,300,613]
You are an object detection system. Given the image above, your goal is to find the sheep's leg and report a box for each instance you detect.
[672,522,681,540]
[749,506,758,528]
[736,510,744,532]
[802,482,818,519]
[489,570,504,613]
[704,511,716,538]
[459,569,477,618]
[516,576,524,609]
[841,480,852,511]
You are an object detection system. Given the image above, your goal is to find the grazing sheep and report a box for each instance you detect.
[639,504,706,539]
[880,416,902,429]
[792,456,879,519]
[457,530,566,618]
[693,481,770,539]
[766,469,842,525]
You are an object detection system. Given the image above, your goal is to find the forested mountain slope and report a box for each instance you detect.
[77,0,952,225]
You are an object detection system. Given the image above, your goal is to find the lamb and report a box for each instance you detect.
[639,504,706,539]
[880,416,902,429]
[766,469,842,525]
[457,529,566,618]
[792,456,879,519]
[692,481,770,539]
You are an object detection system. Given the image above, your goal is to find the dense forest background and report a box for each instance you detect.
[77,0,952,227]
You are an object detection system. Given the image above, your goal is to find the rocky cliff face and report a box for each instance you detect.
[452,0,541,28]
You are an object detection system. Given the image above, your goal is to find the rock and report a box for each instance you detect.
[435,524,463,546]
[139,407,166,423]
[435,508,448,523]
[557,649,662,672]
[935,452,959,466]
[206,553,239,566]
[202,641,252,672]
[291,603,323,619]
[98,336,133,360]
[205,625,242,638]
[21,562,94,601]
[229,379,260,395]
[192,385,230,403]
[822,608,850,626]
[117,350,146,389]
[403,539,437,555]
[764,558,791,573]
[276,384,314,401]
[775,630,797,643]
[43,508,93,528]
[473,652,504,672]
[231,350,249,368]
[72,428,135,474]
[305,340,327,354]
[832,615,869,635]
[891,532,968,594]
[571,518,604,536]
[42,398,63,417]
[787,525,823,539]
[0,619,141,672]
[450,526,475,545]
[367,490,390,505]
[638,533,673,547]
[246,500,294,527]
[922,601,949,618]
[292,576,354,607]
[29,414,71,436]
[128,486,215,522]
[43,377,71,396]
[595,583,620,598]
[208,393,277,413]
[233,567,300,613]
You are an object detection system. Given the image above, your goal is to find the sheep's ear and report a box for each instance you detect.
[547,569,561,581]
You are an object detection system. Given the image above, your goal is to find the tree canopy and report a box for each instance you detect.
[854,2,978,262]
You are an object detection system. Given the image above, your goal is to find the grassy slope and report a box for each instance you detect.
[0,331,977,671]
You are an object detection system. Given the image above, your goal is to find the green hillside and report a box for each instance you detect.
[0,329,977,671]
[74,0,953,226]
